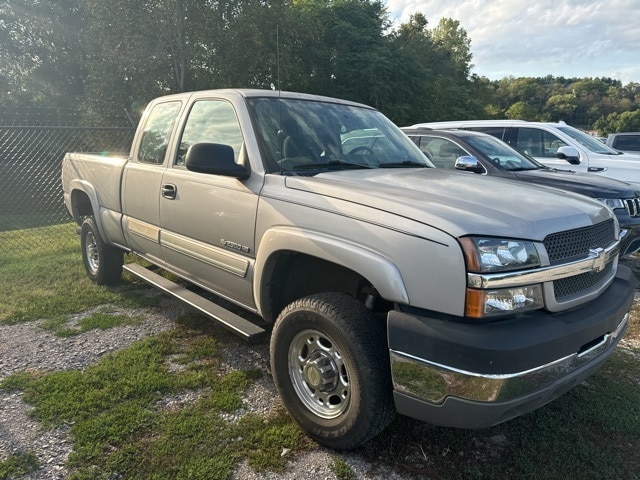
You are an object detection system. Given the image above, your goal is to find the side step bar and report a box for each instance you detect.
[124,263,267,342]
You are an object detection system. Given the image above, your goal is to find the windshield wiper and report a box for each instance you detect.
[292,160,373,170]
[379,161,429,168]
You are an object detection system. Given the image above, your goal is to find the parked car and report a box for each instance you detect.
[407,120,640,186]
[402,127,640,256]
[606,132,640,155]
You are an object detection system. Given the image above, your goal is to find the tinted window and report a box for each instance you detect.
[138,101,182,165]
[514,127,567,158]
[613,135,640,152]
[176,100,244,166]
[417,136,469,169]
[464,126,508,142]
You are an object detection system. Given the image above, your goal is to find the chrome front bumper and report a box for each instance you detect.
[390,313,627,406]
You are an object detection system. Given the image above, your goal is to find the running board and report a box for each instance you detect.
[124,263,267,342]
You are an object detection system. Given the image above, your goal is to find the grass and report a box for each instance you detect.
[41,310,144,337]
[0,225,638,479]
[1,315,307,480]
[0,224,157,324]
[0,453,39,478]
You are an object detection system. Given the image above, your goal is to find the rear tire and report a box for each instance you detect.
[80,216,123,285]
[270,292,395,450]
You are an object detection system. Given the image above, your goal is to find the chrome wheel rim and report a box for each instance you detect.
[288,329,350,419]
[85,231,99,275]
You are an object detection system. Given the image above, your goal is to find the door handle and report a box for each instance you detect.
[162,184,177,199]
[588,167,607,172]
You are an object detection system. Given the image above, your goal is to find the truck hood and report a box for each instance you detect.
[284,168,611,241]
[513,168,640,198]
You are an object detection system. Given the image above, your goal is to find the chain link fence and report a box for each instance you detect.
[0,116,135,258]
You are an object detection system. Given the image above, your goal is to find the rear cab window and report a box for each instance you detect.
[137,101,182,165]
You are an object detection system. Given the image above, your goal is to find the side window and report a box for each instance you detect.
[419,137,468,169]
[466,127,506,142]
[137,101,182,165]
[515,128,566,158]
[176,100,244,166]
[614,135,640,152]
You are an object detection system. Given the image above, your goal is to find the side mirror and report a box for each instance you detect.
[455,155,485,173]
[185,143,250,179]
[556,146,581,165]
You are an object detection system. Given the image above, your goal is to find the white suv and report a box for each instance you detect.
[408,120,640,186]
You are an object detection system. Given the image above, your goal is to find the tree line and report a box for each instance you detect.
[2,0,639,133]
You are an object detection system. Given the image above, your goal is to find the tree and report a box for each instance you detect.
[0,0,86,109]
[594,110,640,135]
[506,101,537,121]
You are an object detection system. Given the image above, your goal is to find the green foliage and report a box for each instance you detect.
[5,0,637,129]
[0,452,40,479]
[594,109,640,135]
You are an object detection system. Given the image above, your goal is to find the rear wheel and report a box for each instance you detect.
[80,216,123,285]
[270,292,395,450]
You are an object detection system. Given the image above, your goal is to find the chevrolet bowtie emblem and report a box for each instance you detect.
[589,247,606,272]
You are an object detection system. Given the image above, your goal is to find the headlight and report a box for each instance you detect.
[460,236,543,318]
[466,285,544,318]
[597,198,624,210]
[459,237,540,272]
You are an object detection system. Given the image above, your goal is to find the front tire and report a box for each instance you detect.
[270,293,395,450]
[80,216,123,285]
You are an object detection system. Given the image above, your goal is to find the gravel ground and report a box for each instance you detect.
[0,296,404,480]
[1,260,638,480]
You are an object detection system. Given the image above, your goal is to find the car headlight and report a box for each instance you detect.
[459,237,540,272]
[460,237,544,318]
[597,198,625,210]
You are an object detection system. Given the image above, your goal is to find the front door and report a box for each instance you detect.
[159,99,259,308]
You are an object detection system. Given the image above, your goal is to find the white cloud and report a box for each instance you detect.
[385,0,640,83]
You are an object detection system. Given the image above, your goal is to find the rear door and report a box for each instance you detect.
[121,100,182,264]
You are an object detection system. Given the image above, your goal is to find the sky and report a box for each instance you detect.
[385,0,640,84]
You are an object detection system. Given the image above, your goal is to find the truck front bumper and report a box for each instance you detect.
[387,264,635,429]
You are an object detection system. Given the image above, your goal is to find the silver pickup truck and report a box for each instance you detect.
[62,89,634,450]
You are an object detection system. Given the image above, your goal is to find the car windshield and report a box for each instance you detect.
[247,97,433,175]
[557,125,620,155]
[461,134,544,171]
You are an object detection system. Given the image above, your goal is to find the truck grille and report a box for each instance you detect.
[544,220,616,303]
[553,262,613,301]
[624,197,640,217]
[543,219,615,265]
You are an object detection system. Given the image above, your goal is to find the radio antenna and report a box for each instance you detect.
[277,26,284,174]
[276,26,281,92]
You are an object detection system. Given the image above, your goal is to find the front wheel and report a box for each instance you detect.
[270,293,395,450]
[80,216,123,285]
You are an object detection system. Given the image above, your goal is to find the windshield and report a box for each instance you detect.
[247,97,432,175]
[462,134,544,171]
[557,125,620,155]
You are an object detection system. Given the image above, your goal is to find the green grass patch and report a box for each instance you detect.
[332,456,357,480]
[0,452,40,479]
[1,319,306,479]
[0,224,157,324]
[41,310,144,337]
